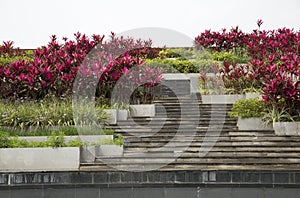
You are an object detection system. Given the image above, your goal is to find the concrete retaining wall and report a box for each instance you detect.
[0,147,80,172]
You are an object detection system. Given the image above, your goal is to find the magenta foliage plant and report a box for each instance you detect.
[195,19,300,119]
[0,32,163,103]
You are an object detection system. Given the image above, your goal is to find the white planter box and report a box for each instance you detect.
[104,109,128,124]
[96,145,123,157]
[117,109,128,120]
[80,146,96,163]
[238,117,273,130]
[130,104,155,117]
[273,122,300,136]
[245,93,262,99]
[0,147,80,172]
[201,94,245,104]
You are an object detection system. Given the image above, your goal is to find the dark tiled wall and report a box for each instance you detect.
[1,171,300,186]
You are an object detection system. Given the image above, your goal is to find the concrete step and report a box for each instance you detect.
[125,117,237,122]
[116,120,237,125]
[122,133,277,139]
[93,157,300,165]
[124,146,300,153]
[124,141,300,149]
[122,151,300,158]
[114,127,237,134]
[80,163,300,171]
[124,136,300,143]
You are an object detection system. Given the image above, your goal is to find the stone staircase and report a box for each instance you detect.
[80,95,300,171]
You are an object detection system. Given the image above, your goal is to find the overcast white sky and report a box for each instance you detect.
[1,0,300,48]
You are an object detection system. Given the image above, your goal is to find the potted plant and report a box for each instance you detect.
[229,98,273,130]
[261,54,300,136]
[263,106,300,136]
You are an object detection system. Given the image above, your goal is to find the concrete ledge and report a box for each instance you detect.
[80,145,123,162]
[273,122,300,136]
[238,117,273,131]
[130,104,155,117]
[202,94,245,104]
[0,147,80,172]
[104,109,128,124]
[96,145,123,157]
[162,73,190,80]
[245,93,262,99]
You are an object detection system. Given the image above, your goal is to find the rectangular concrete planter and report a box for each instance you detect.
[0,147,80,172]
[130,104,155,117]
[96,145,123,157]
[80,146,96,163]
[245,93,262,99]
[201,94,245,104]
[104,109,128,124]
[273,122,300,136]
[237,117,273,130]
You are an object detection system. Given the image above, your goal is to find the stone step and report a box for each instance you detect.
[124,141,300,148]
[122,133,276,139]
[93,157,300,165]
[117,120,197,125]
[125,141,300,148]
[155,103,231,107]
[114,127,237,134]
[122,151,300,158]
[125,136,300,142]
[154,111,232,115]
[155,110,232,114]
[125,117,237,121]
[79,163,300,171]
[124,146,300,152]
[155,104,232,108]
[116,121,237,126]
[153,115,233,119]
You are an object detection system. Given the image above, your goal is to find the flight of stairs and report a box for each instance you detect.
[80,95,300,171]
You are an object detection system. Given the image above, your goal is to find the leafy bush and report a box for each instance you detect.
[159,49,182,59]
[211,50,250,63]
[0,53,33,66]
[113,134,124,146]
[229,98,267,118]
[46,132,66,147]
[0,132,10,148]
[145,58,199,73]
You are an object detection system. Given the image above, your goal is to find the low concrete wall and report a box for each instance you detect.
[130,104,155,117]
[0,147,80,172]
[238,117,273,130]
[202,94,245,104]
[104,109,128,124]
[96,145,123,157]
[273,122,300,136]
[80,145,124,162]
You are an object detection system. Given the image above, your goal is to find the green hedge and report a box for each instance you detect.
[229,98,267,118]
